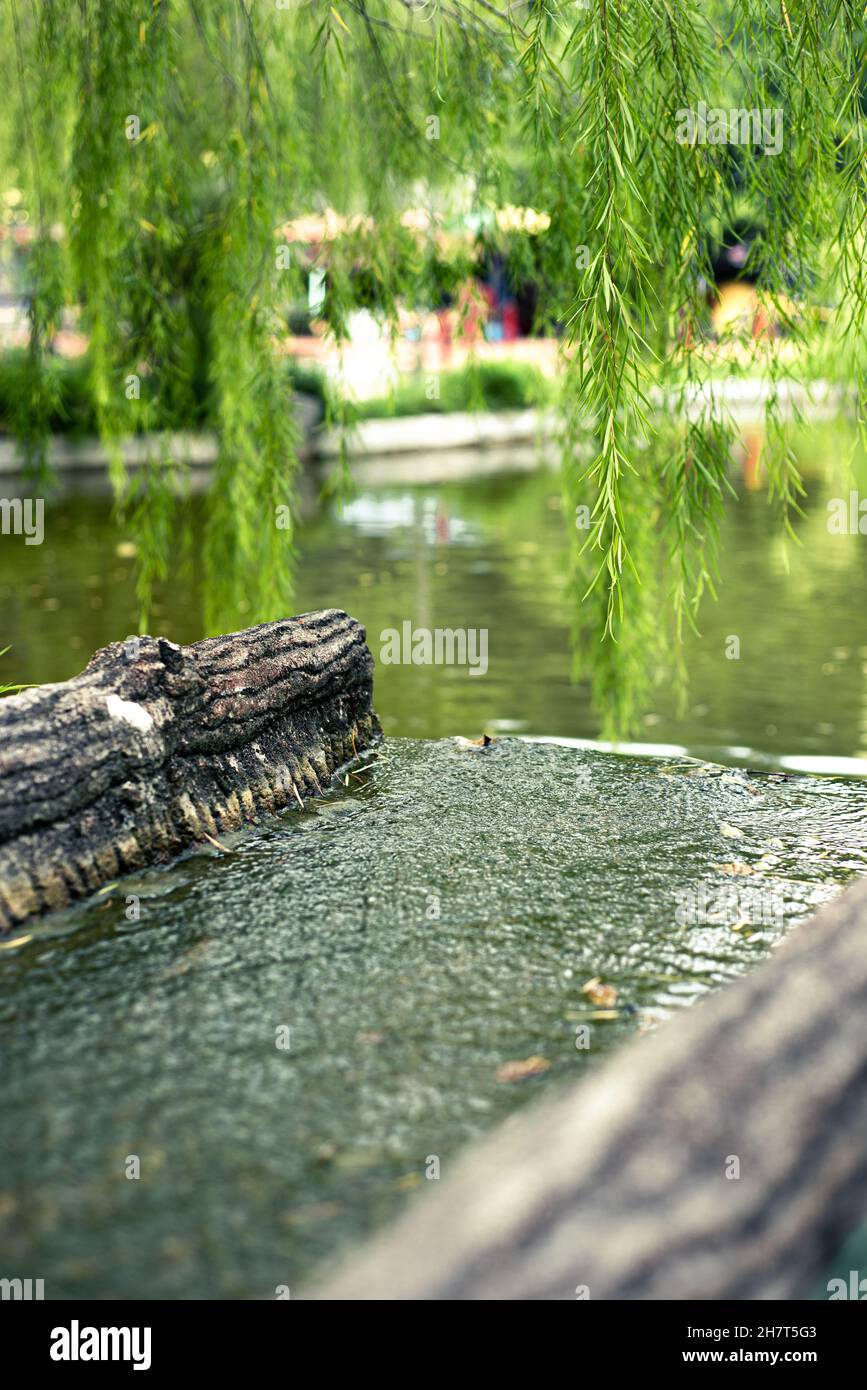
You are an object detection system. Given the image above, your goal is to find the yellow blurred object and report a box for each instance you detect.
[711,282,759,336]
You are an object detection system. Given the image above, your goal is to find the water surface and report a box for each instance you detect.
[1,737,864,1297]
[2,423,867,768]
[3,426,867,1297]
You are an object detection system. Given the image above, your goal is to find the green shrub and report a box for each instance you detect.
[355,360,553,419]
[0,350,328,438]
[0,350,99,439]
[0,350,544,440]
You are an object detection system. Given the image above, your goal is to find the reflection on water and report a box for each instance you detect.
[2,421,867,766]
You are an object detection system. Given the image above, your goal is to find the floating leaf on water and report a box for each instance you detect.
[581,976,618,1007]
[395,1172,423,1192]
[454,733,494,751]
[201,830,232,854]
[496,1054,551,1083]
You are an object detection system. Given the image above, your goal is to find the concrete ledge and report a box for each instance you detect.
[0,431,219,475]
[0,379,853,483]
[316,408,558,459]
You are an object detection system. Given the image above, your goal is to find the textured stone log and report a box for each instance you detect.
[0,610,379,932]
[313,877,867,1300]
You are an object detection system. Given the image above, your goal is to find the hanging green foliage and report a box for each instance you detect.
[1,1,866,728]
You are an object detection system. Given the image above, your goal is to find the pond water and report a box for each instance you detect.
[1,736,865,1298]
[2,423,867,1298]
[2,421,867,769]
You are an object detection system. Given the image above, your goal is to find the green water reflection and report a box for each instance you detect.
[2,422,867,766]
[3,422,867,1299]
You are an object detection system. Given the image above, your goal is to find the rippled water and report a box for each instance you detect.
[1,737,865,1298]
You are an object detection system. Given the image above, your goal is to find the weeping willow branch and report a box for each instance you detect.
[1,0,866,729]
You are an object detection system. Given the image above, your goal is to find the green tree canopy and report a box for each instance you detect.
[2,1,866,729]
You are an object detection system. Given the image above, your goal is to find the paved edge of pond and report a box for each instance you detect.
[309,872,867,1300]
[0,610,380,933]
[0,408,553,476]
[0,376,853,478]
